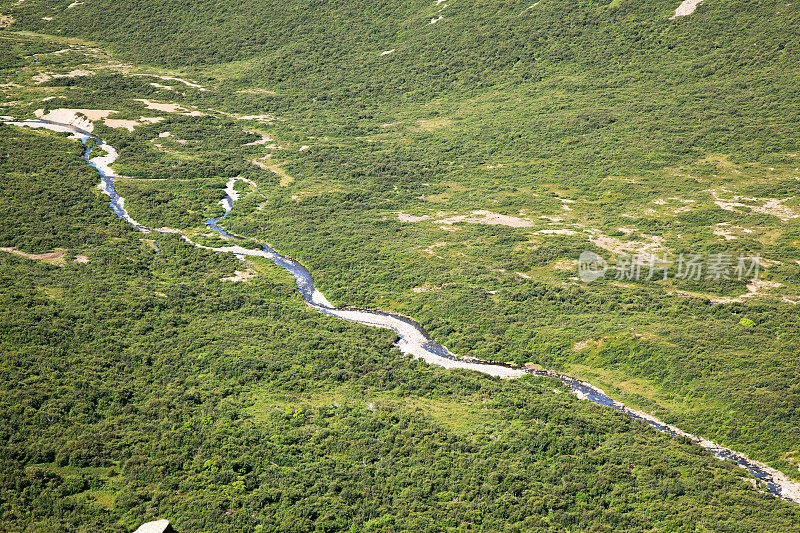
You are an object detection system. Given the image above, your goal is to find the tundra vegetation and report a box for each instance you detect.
[1,0,800,530]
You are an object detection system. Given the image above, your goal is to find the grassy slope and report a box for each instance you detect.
[4,128,800,531]
[1,0,800,509]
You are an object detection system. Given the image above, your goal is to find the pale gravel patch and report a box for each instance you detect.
[436,210,537,227]
[709,189,799,221]
[397,211,431,222]
[412,283,441,293]
[712,222,753,241]
[236,89,276,95]
[251,158,269,170]
[573,337,604,351]
[1,247,65,261]
[670,0,704,19]
[32,69,92,84]
[133,99,206,116]
[588,228,665,263]
[220,269,257,283]
[242,129,273,146]
[74,254,89,263]
[398,210,538,228]
[239,114,277,122]
[35,108,116,132]
[709,280,784,304]
[380,49,396,56]
[552,259,578,271]
[104,118,141,132]
[131,74,207,91]
[537,228,578,235]
[421,242,446,255]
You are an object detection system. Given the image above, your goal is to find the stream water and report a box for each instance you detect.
[6,118,799,505]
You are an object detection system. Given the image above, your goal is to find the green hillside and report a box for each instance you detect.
[2,0,800,530]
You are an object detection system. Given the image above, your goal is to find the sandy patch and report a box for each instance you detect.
[243,129,273,146]
[31,74,53,84]
[397,212,431,223]
[34,108,115,132]
[422,242,446,255]
[140,116,164,124]
[74,254,89,263]
[652,197,696,215]
[151,142,181,154]
[0,14,14,28]
[67,1,84,7]
[589,228,664,263]
[573,337,604,351]
[251,157,269,170]
[220,269,256,282]
[380,49,396,56]
[412,283,441,293]
[133,99,205,116]
[132,74,207,91]
[430,16,442,23]
[239,114,277,122]
[104,118,141,132]
[32,69,92,84]
[709,279,784,304]
[1,246,66,265]
[42,17,53,21]
[398,209,537,228]
[709,189,799,221]
[670,0,703,19]
[150,82,173,90]
[537,228,578,235]
[437,210,536,227]
[236,89,277,95]
[712,222,754,241]
[552,259,578,271]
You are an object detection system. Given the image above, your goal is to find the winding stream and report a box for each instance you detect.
[6,118,800,505]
